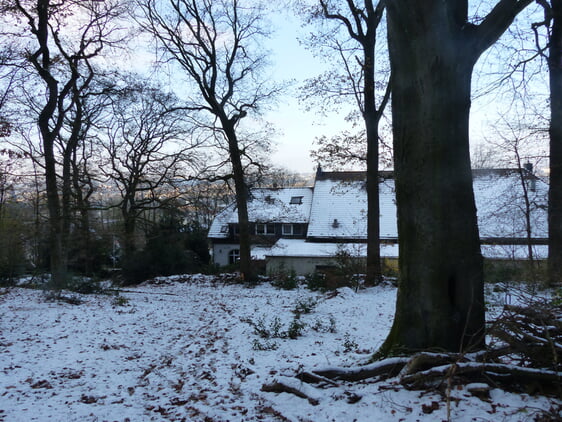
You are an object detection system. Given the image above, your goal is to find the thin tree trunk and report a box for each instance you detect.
[122,206,137,257]
[516,163,536,280]
[549,0,562,286]
[364,33,383,286]
[224,122,253,282]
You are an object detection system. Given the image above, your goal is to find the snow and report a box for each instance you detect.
[264,238,399,258]
[209,170,549,263]
[1,277,559,421]
[208,187,313,239]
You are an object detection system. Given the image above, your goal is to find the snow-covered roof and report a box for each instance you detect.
[208,169,548,243]
[480,244,548,260]
[263,238,399,258]
[473,169,548,239]
[307,172,397,240]
[208,187,313,238]
[265,239,547,260]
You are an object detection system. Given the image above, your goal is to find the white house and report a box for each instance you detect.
[207,167,548,275]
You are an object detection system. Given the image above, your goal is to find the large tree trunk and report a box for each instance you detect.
[382,3,485,352]
[548,1,562,286]
[381,0,531,354]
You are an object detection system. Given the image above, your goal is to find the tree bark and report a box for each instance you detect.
[363,7,383,286]
[549,1,562,286]
[223,119,253,281]
[33,0,68,290]
[381,0,531,353]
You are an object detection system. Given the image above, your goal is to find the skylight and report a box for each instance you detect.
[290,196,303,205]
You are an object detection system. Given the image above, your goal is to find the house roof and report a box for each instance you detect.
[261,239,548,260]
[262,238,399,259]
[306,175,397,240]
[473,170,548,239]
[208,169,549,248]
[207,187,313,238]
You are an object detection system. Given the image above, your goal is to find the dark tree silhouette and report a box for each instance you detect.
[138,0,280,281]
[381,0,532,354]
[305,0,390,285]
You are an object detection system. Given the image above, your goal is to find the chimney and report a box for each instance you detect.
[316,164,323,178]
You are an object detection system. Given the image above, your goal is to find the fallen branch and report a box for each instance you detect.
[296,371,340,387]
[401,361,562,395]
[308,357,409,382]
[261,377,321,405]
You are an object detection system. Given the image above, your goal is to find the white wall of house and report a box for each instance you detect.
[212,244,241,267]
[266,256,338,276]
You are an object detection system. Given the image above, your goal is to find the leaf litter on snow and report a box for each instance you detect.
[0,276,560,421]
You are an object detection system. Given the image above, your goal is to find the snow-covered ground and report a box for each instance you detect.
[0,276,559,421]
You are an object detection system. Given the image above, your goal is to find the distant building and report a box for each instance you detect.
[208,168,548,275]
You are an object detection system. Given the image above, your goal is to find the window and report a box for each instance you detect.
[229,249,240,264]
[290,196,303,205]
[282,224,304,236]
[256,223,275,235]
[282,224,293,235]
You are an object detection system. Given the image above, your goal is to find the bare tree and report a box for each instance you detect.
[381,0,533,355]
[137,0,281,281]
[100,80,200,258]
[485,118,548,281]
[0,44,24,138]
[532,0,562,285]
[301,0,390,285]
[5,0,126,289]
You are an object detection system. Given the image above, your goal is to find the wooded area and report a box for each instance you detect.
[0,0,561,365]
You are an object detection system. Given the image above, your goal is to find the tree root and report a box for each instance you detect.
[262,301,562,403]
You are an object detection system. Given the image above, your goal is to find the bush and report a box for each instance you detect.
[333,249,365,292]
[286,317,306,339]
[0,213,29,284]
[483,260,519,284]
[305,272,327,291]
[270,266,299,290]
[66,277,108,294]
[292,297,317,316]
[120,218,211,285]
[68,233,114,277]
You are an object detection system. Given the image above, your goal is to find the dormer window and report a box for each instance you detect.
[256,223,275,235]
[290,196,303,205]
[282,224,293,235]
